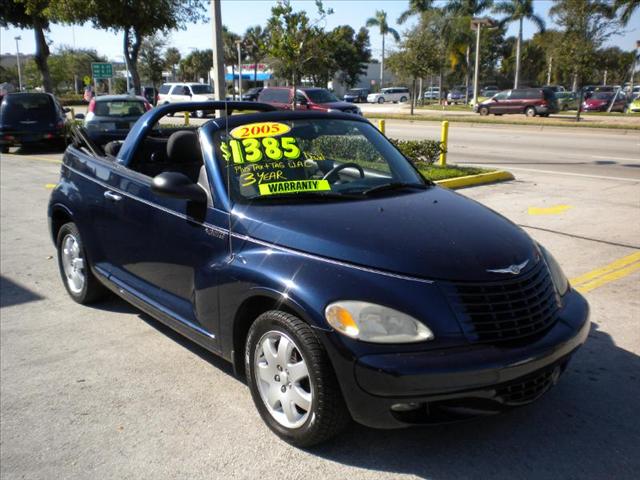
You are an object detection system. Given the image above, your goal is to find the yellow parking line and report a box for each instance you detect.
[528,205,572,215]
[3,153,61,164]
[570,251,640,294]
[45,183,57,189]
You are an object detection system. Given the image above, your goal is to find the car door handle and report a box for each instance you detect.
[104,191,123,202]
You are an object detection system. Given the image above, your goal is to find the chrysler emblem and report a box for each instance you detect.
[487,259,529,275]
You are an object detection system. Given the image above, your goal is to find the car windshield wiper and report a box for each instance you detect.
[359,182,430,196]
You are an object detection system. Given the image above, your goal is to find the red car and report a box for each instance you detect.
[257,87,361,115]
[582,92,627,112]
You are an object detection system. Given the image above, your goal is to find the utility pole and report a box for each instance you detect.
[14,36,23,91]
[210,0,226,109]
[603,69,607,86]
[236,40,243,100]
[546,56,553,85]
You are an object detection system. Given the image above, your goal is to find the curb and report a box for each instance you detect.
[435,170,514,189]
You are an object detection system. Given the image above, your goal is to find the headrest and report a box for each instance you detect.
[167,130,202,163]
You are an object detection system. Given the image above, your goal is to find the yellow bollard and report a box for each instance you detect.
[439,120,449,166]
[184,111,190,126]
[378,119,385,135]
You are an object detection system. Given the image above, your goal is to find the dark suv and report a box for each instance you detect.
[258,87,361,115]
[476,88,558,117]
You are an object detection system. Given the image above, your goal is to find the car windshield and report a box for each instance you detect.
[1,94,53,121]
[94,100,146,117]
[191,85,213,94]
[592,92,613,100]
[304,90,338,103]
[212,118,427,203]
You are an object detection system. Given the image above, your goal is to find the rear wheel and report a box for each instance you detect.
[246,310,350,447]
[525,106,536,117]
[377,97,384,104]
[400,96,408,102]
[479,106,489,116]
[56,222,106,304]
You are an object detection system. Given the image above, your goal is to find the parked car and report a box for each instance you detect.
[480,87,500,98]
[475,88,558,117]
[627,94,640,113]
[78,95,151,145]
[241,87,263,101]
[423,87,441,100]
[446,86,473,104]
[157,82,216,118]
[0,92,70,152]
[343,88,369,103]
[49,101,589,447]
[555,91,579,111]
[258,87,361,115]
[367,87,410,104]
[581,92,627,112]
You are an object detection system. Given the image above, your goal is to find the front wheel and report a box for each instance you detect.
[246,310,350,447]
[377,97,384,104]
[56,222,106,304]
[479,106,489,116]
[400,96,408,102]
[525,106,537,117]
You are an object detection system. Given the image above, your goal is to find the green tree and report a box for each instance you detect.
[330,26,371,88]
[179,49,212,82]
[614,0,639,25]
[0,0,53,92]
[139,34,166,88]
[493,0,545,88]
[164,47,181,81]
[365,10,400,87]
[550,0,617,92]
[597,46,636,85]
[48,0,206,94]
[243,25,267,84]
[266,0,332,108]
[397,0,434,24]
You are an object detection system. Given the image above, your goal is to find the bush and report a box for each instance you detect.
[57,94,86,106]
[389,138,445,166]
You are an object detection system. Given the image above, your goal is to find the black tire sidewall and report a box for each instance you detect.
[245,311,331,446]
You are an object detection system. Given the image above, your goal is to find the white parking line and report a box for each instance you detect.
[591,155,640,163]
[473,165,640,182]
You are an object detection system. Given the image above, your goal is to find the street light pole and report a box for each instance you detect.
[14,36,23,91]
[236,40,243,100]
[472,24,481,107]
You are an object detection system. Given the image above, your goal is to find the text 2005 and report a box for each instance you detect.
[221,137,301,164]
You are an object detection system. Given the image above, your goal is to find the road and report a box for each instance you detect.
[382,120,640,180]
[1,120,639,479]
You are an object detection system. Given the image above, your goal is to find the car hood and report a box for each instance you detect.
[232,187,538,282]
[585,99,608,107]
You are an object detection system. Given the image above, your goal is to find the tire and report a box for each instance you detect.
[525,106,536,117]
[245,310,350,447]
[195,110,205,119]
[400,96,408,102]
[377,97,384,104]
[562,104,569,111]
[479,106,489,116]
[56,222,106,304]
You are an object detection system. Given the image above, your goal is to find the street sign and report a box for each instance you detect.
[83,75,91,86]
[91,62,113,79]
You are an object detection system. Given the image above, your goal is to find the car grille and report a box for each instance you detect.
[496,364,561,406]
[443,259,561,345]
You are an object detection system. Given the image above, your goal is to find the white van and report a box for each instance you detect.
[157,83,216,118]
[367,87,411,104]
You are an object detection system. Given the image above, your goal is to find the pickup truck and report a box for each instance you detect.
[48,102,589,447]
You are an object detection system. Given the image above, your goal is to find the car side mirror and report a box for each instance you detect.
[151,172,207,204]
[74,113,85,120]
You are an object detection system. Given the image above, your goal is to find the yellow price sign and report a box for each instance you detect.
[230,122,291,139]
[258,180,331,196]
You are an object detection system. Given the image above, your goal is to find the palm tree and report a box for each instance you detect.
[445,0,494,103]
[615,0,639,26]
[397,0,434,24]
[494,0,545,88]
[366,10,400,87]
[243,25,267,84]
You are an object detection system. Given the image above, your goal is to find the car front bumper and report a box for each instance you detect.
[323,289,589,428]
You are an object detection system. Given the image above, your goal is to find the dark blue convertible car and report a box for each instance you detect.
[48,102,589,447]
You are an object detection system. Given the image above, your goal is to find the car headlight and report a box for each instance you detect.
[325,301,434,343]
[539,245,569,296]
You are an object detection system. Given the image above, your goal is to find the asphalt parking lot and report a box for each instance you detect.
[1,127,639,479]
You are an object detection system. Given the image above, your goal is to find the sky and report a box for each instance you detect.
[1,0,639,61]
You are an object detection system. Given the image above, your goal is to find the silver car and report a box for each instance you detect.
[77,95,150,144]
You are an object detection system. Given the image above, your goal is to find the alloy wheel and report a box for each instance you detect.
[61,234,85,294]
